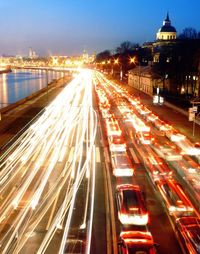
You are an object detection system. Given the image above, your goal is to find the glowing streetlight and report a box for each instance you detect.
[130,56,136,64]
[114,58,119,65]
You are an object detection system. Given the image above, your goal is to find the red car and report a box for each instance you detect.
[176,216,200,254]
[116,184,148,225]
[118,230,157,254]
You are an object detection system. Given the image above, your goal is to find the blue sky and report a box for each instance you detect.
[0,0,200,56]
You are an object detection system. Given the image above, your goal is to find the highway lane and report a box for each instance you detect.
[0,70,98,253]
[1,69,199,254]
[94,72,200,254]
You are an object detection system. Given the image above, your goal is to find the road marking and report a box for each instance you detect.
[102,162,112,254]
[95,147,101,163]
[105,161,118,254]
[129,147,140,164]
[104,147,110,163]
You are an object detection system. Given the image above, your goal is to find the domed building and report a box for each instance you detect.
[156,13,177,40]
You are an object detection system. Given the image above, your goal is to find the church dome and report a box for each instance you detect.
[156,13,177,40]
[158,25,176,33]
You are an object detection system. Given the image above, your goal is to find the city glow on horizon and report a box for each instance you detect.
[0,1,200,56]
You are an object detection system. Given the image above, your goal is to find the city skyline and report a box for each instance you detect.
[0,0,200,56]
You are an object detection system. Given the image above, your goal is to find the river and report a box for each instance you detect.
[0,69,65,109]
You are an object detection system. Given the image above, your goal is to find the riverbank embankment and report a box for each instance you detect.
[0,75,71,152]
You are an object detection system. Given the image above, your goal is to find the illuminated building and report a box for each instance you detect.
[156,13,177,40]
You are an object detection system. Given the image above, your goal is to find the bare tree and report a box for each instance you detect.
[179,27,198,39]
[116,41,139,54]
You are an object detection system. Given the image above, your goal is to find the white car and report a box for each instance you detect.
[135,131,154,145]
[111,153,134,177]
[166,130,185,142]
[108,135,126,152]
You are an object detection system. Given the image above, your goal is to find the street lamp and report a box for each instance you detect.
[114,58,119,65]
[129,56,136,64]
[113,58,123,81]
[111,58,119,76]
[129,56,141,96]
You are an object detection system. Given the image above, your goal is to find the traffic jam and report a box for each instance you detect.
[94,71,200,254]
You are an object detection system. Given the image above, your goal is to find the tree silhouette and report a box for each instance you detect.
[116,41,139,54]
[95,50,111,63]
[179,27,199,39]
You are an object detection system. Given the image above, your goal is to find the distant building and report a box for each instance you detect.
[128,13,178,96]
[129,14,200,99]
[128,65,162,95]
[29,47,38,59]
[156,13,177,40]
[82,50,96,64]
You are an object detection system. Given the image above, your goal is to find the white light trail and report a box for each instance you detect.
[0,69,98,254]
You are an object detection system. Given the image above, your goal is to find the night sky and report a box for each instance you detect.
[0,0,200,56]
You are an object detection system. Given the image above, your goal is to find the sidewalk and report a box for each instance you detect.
[114,78,200,143]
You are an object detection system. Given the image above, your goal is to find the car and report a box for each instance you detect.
[105,117,122,136]
[145,156,173,182]
[118,105,132,114]
[118,230,157,254]
[152,142,182,161]
[156,179,194,216]
[176,216,200,254]
[116,184,148,225]
[154,119,171,132]
[177,139,200,156]
[108,135,126,152]
[146,113,158,123]
[131,117,150,132]
[137,106,151,116]
[165,129,185,142]
[111,153,134,177]
[135,131,154,145]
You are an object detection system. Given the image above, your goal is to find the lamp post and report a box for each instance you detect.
[112,58,119,77]
[130,56,141,95]
[107,60,111,75]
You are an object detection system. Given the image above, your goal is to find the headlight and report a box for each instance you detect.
[169,206,176,212]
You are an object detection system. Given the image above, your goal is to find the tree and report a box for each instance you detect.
[116,41,139,54]
[179,27,198,39]
[95,50,111,62]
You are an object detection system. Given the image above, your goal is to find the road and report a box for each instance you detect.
[0,70,101,253]
[0,69,200,253]
[94,71,200,254]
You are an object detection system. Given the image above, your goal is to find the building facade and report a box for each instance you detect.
[128,66,162,96]
[128,14,176,95]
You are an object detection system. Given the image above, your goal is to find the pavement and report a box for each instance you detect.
[113,77,200,144]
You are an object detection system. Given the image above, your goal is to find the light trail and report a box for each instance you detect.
[0,69,98,253]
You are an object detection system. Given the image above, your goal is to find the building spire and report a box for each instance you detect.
[163,12,171,26]
[166,12,170,22]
